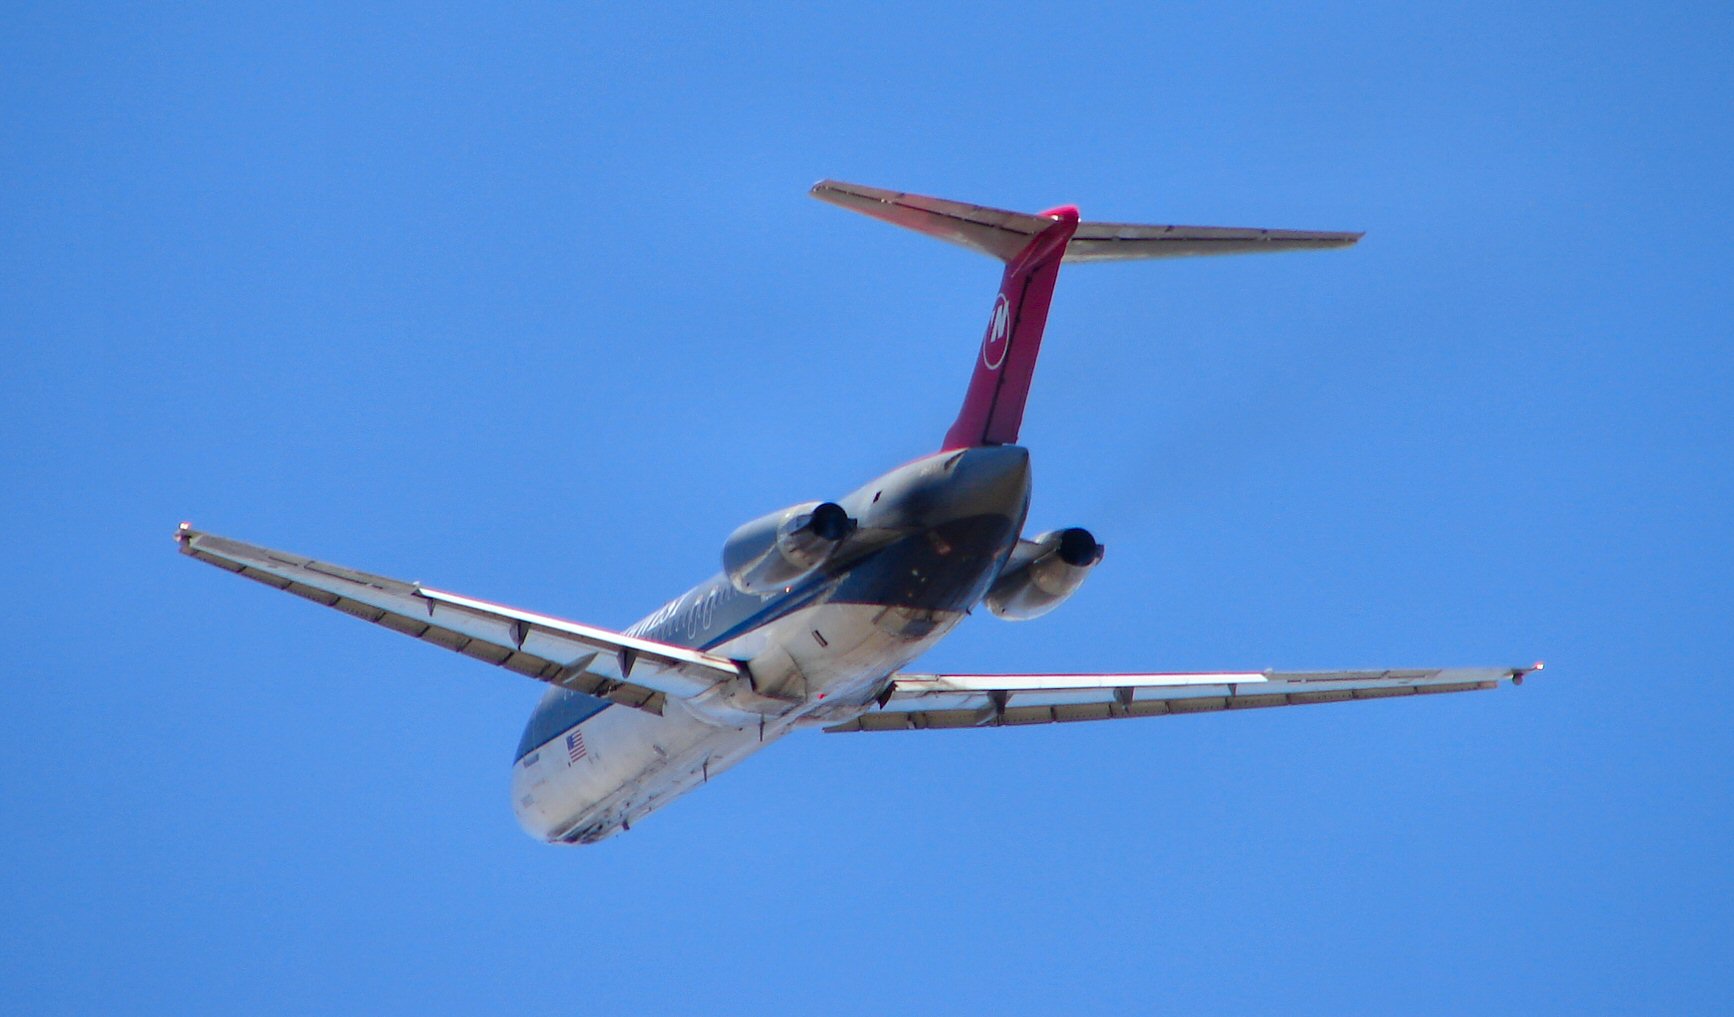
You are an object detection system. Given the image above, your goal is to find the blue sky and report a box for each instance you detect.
[4,4,1730,1014]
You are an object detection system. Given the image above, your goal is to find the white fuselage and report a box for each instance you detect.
[511,601,963,843]
[510,445,1033,844]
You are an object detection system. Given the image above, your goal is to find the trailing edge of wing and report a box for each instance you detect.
[810,179,1362,264]
[824,665,1539,732]
[173,524,742,714]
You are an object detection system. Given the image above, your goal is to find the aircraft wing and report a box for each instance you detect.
[174,525,742,715]
[823,666,1539,732]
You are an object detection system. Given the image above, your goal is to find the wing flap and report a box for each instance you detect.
[824,667,1536,732]
[176,525,741,714]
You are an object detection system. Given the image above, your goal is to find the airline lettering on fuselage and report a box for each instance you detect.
[981,294,1010,370]
[624,582,726,643]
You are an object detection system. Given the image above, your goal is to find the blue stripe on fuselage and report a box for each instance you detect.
[635,513,1019,652]
[514,686,610,762]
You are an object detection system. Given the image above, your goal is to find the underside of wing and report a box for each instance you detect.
[175,525,742,715]
[824,666,1539,732]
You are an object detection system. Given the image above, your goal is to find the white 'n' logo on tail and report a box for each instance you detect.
[981,294,1010,370]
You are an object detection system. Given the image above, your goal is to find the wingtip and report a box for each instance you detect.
[809,178,856,201]
[1512,660,1545,686]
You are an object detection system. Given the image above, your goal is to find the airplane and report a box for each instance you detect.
[175,180,1540,845]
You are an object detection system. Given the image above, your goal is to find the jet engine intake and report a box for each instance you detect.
[723,501,856,594]
[985,527,1104,620]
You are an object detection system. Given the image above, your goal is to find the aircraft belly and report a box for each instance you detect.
[513,600,964,844]
[512,701,771,844]
[513,500,1007,845]
[755,601,966,705]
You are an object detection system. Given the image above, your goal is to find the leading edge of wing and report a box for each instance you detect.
[824,665,1541,732]
[174,524,741,712]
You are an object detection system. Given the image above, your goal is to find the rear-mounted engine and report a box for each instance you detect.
[985,527,1104,620]
[723,501,857,594]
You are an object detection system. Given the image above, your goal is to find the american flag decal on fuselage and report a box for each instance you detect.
[566,728,587,764]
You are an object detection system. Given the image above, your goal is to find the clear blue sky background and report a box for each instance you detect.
[4,4,1730,1014]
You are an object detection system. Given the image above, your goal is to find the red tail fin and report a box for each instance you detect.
[809,179,1362,451]
[941,207,1078,450]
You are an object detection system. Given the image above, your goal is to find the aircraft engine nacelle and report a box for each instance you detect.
[723,501,857,595]
[985,527,1105,621]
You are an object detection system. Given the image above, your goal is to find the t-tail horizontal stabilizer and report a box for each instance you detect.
[810,180,1362,451]
[809,180,1364,263]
